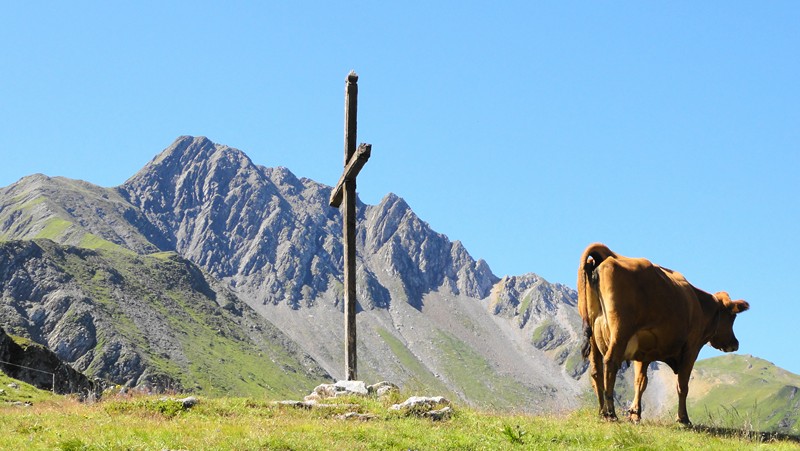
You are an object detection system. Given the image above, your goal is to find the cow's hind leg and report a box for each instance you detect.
[629,360,649,423]
[588,339,605,416]
[601,342,625,421]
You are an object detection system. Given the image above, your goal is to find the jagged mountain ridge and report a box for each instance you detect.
[0,136,588,411]
[118,136,498,309]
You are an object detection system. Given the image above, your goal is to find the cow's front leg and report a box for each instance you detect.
[629,360,649,423]
[675,358,697,426]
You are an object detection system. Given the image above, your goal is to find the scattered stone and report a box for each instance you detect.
[311,383,337,399]
[333,380,368,396]
[281,380,450,421]
[158,396,197,409]
[389,396,453,420]
[307,380,369,401]
[315,403,360,410]
[390,396,450,412]
[178,396,198,408]
[336,412,376,421]
[376,386,397,398]
[368,381,399,397]
[424,406,453,421]
[7,383,19,389]
[275,400,312,409]
[9,401,31,407]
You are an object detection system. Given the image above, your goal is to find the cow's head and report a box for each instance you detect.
[709,291,750,352]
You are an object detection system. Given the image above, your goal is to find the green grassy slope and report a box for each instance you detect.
[375,327,453,396]
[0,174,158,253]
[0,373,58,404]
[433,330,534,410]
[0,395,797,450]
[688,354,800,435]
[0,239,330,398]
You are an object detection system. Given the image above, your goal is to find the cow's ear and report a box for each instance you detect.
[731,300,749,314]
[714,291,732,307]
[714,291,748,313]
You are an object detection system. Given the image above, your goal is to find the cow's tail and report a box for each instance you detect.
[578,243,616,359]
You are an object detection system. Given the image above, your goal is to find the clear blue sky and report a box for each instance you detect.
[2,3,798,375]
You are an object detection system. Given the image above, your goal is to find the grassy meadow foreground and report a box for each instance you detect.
[1,377,798,451]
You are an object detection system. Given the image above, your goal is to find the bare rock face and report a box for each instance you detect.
[364,194,498,309]
[121,136,351,310]
[0,136,502,316]
[488,274,587,378]
[488,274,577,327]
[119,136,498,311]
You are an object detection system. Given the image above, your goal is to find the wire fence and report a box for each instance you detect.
[0,359,56,393]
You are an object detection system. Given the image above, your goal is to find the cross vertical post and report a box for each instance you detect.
[330,71,371,381]
[344,71,358,164]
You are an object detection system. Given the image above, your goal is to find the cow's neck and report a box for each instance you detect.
[693,286,722,344]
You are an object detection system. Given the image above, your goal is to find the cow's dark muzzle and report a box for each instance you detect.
[722,340,739,353]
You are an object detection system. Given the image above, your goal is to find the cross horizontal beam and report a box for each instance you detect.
[329,143,372,208]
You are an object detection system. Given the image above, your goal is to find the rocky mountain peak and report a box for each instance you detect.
[119,136,282,267]
[143,136,251,173]
[488,273,579,328]
[362,193,499,306]
[8,173,51,188]
[366,193,411,249]
[122,136,262,203]
[0,239,330,394]
[111,136,500,311]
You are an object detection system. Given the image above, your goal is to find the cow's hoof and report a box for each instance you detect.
[629,413,641,424]
[602,412,618,422]
[676,417,692,427]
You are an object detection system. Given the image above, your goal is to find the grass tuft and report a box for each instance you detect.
[103,397,190,419]
[501,423,527,444]
[57,438,89,451]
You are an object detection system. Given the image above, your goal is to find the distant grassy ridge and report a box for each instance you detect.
[0,389,798,450]
[0,175,159,253]
[689,355,800,435]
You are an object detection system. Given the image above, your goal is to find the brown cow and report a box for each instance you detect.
[577,243,749,425]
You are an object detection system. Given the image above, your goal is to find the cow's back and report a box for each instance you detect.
[593,255,701,363]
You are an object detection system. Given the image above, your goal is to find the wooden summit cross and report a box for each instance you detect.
[329,71,371,381]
